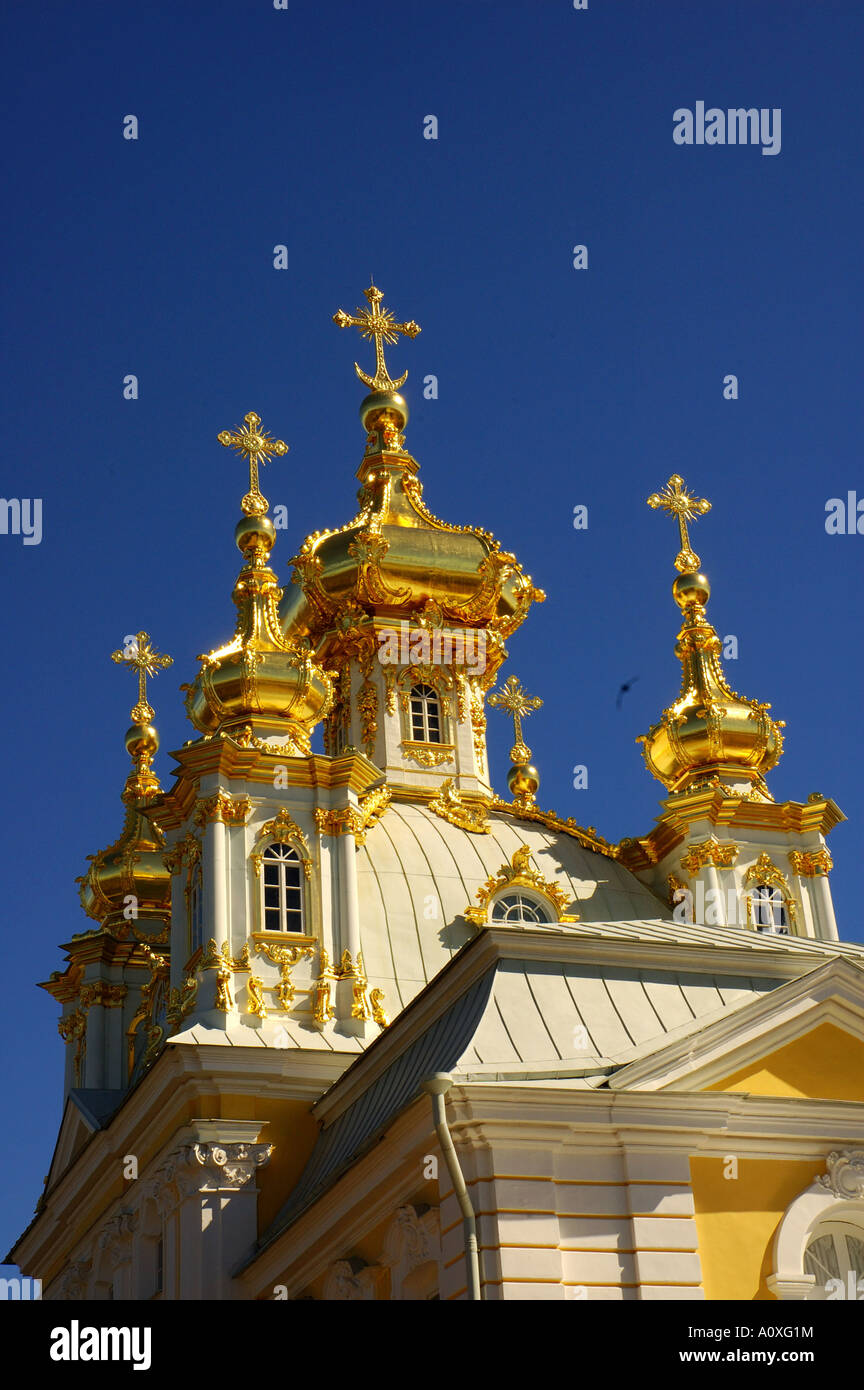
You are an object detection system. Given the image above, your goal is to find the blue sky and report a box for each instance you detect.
[1,0,862,1261]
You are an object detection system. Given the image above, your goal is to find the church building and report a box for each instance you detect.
[10,284,864,1301]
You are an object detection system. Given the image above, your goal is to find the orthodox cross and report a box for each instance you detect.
[333,282,421,392]
[488,675,543,765]
[111,632,173,723]
[646,474,712,573]
[218,410,289,517]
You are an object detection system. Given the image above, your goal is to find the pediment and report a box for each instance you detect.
[46,1090,124,1190]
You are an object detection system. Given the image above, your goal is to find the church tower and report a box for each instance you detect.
[42,634,174,1099]
[619,474,843,942]
[283,283,544,800]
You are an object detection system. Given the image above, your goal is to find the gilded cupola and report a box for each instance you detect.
[279,283,545,669]
[183,411,334,753]
[76,633,173,935]
[637,476,785,799]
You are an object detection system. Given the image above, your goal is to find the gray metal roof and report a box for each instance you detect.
[259,970,496,1245]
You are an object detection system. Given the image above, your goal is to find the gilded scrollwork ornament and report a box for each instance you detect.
[247,974,267,1019]
[429,778,490,833]
[465,845,577,926]
[313,948,337,1026]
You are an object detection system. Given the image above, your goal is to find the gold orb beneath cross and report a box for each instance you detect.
[673,571,711,610]
[507,762,540,802]
[235,513,276,557]
[125,722,159,759]
[360,390,408,433]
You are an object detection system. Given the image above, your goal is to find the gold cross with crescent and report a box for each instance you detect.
[488,675,543,765]
[217,410,289,517]
[333,283,421,392]
[111,632,173,723]
[646,475,712,573]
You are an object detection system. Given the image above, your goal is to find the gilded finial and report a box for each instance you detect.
[110,632,172,803]
[489,675,543,808]
[218,410,289,517]
[333,282,421,392]
[646,475,712,573]
[111,632,173,724]
[638,480,785,798]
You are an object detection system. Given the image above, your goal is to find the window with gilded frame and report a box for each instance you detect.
[261,841,305,934]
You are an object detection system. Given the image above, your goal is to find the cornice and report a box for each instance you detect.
[443,1085,864,1149]
[153,744,384,830]
[618,792,846,872]
[41,937,152,1001]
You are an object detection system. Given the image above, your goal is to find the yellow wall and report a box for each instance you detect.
[691,1156,823,1300]
[707,1022,864,1101]
[692,1020,864,1298]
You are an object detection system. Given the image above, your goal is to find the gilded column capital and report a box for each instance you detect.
[79,982,128,1010]
[679,836,739,874]
[314,786,390,847]
[193,791,251,827]
[788,848,833,877]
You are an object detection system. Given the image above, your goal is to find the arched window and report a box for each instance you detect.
[490,891,553,925]
[751,884,789,933]
[803,1223,864,1299]
[262,842,305,933]
[409,684,441,743]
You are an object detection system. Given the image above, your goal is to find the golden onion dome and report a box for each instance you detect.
[183,413,333,753]
[280,387,544,657]
[638,479,785,799]
[77,647,172,937]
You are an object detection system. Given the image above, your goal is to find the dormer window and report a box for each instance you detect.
[410,684,441,743]
[490,891,554,925]
[262,842,305,934]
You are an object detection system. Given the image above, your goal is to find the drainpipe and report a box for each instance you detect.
[421,1073,482,1301]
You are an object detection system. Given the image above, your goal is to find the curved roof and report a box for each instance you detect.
[356,801,667,1012]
